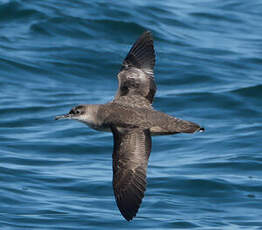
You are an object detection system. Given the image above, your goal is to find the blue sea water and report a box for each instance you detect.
[1,0,262,229]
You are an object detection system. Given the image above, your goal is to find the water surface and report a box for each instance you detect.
[1,0,262,229]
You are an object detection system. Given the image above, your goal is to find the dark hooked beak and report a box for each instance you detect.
[55,113,72,120]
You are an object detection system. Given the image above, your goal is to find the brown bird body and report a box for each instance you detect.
[55,31,204,221]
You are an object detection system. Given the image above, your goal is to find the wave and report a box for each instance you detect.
[229,84,262,98]
[30,17,146,39]
[0,1,46,22]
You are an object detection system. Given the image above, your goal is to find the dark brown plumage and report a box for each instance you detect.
[55,31,204,221]
[111,127,151,221]
[114,31,156,108]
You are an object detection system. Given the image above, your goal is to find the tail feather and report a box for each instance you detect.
[150,116,204,136]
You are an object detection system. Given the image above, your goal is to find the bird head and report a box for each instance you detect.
[55,105,87,121]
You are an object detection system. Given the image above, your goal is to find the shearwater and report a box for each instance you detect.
[55,31,204,221]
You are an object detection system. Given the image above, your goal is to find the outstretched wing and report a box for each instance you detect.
[114,31,156,108]
[111,127,152,221]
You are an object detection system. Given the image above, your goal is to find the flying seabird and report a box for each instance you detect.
[55,31,204,221]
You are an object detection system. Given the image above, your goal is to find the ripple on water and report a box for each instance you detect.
[1,0,262,229]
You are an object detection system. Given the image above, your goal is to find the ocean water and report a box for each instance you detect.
[1,0,262,229]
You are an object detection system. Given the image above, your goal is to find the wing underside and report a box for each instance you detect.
[114,31,156,108]
[111,127,152,221]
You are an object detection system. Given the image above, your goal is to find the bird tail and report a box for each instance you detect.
[150,118,204,136]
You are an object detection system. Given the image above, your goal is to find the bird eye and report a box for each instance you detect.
[69,109,80,115]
